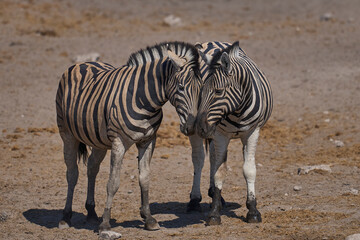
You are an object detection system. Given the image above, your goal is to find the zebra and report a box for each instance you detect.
[195,41,273,225]
[55,41,201,237]
[187,41,232,212]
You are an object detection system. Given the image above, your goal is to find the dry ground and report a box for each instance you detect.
[1,0,359,239]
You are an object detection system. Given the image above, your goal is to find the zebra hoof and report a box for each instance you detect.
[145,217,160,231]
[187,198,202,212]
[246,210,262,223]
[99,221,111,232]
[58,220,70,229]
[206,215,221,226]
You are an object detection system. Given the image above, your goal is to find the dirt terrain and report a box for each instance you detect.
[0,0,359,239]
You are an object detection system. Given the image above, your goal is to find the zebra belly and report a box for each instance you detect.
[64,105,112,149]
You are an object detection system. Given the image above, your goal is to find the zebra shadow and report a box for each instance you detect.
[23,201,242,231]
[120,201,242,229]
[22,209,121,232]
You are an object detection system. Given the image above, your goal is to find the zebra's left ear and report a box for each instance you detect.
[220,52,232,74]
[168,49,187,70]
[229,41,241,58]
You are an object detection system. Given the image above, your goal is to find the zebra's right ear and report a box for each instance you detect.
[167,49,186,70]
[199,51,212,65]
[195,42,203,49]
[220,52,232,74]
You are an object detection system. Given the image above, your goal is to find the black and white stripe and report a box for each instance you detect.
[55,41,201,234]
[195,41,273,225]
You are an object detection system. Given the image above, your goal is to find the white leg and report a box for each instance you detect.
[187,134,205,212]
[99,137,127,234]
[86,148,107,223]
[137,137,159,230]
[241,127,262,223]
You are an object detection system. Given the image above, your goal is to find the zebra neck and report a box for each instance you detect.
[130,60,170,113]
[234,75,254,116]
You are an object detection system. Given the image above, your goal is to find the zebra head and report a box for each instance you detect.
[166,42,202,136]
[197,41,245,138]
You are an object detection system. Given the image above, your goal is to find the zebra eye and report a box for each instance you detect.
[178,83,185,91]
[214,88,225,96]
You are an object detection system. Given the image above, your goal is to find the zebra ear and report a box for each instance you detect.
[168,49,187,70]
[195,42,203,49]
[220,52,232,74]
[199,51,212,65]
[229,41,241,58]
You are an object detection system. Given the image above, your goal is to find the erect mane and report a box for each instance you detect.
[208,41,246,72]
[126,41,200,73]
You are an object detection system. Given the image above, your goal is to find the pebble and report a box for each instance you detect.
[293,186,302,191]
[163,15,182,27]
[345,233,360,240]
[298,164,332,175]
[99,230,122,240]
[349,188,359,195]
[0,211,9,222]
[334,140,345,147]
[320,12,333,21]
[73,52,100,63]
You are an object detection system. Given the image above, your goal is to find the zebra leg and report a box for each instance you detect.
[99,137,126,234]
[58,132,79,229]
[136,138,159,231]
[242,128,262,223]
[85,148,107,224]
[187,134,205,212]
[207,132,230,226]
[208,139,226,208]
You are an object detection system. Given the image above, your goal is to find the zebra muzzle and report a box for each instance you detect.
[181,114,196,136]
[196,112,215,138]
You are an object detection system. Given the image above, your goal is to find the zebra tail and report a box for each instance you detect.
[77,142,88,165]
[204,138,212,156]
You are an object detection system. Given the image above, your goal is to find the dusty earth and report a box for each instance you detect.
[1,0,359,239]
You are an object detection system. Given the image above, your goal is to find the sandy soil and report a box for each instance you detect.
[1,0,359,239]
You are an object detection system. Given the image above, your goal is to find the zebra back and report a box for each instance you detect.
[56,42,201,149]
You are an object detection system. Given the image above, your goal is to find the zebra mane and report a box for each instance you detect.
[126,41,200,71]
[208,41,246,71]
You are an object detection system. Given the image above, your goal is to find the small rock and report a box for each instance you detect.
[349,188,359,195]
[257,163,263,167]
[128,190,133,194]
[323,111,329,115]
[73,52,100,63]
[298,164,332,175]
[163,15,182,27]
[293,186,302,191]
[99,230,122,240]
[324,118,330,123]
[320,12,333,21]
[130,175,135,180]
[334,140,344,147]
[0,211,9,222]
[345,233,360,240]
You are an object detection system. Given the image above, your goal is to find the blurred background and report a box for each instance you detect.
[0,0,359,239]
